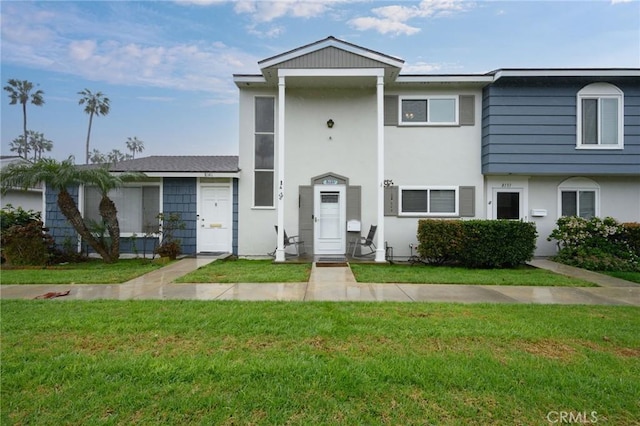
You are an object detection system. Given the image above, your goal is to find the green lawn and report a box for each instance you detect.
[602,271,640,284]
[0,259,166,284]
[177,258,312,283]
[2,301,638,424]
[351,263,597,286]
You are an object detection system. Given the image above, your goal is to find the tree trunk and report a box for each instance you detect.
[85,112,94,164]
[99,195,120,260]
[57,189,114,263]
[22,102,28,160]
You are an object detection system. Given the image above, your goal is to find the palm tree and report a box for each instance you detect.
[78,89,110,164]
[125,136,145,159]
[9,135,30,159]
[89,149,107,164]
[3,79,45,159]
[27,131,53,161]
[107,149,127,165]
[0,158,142,263]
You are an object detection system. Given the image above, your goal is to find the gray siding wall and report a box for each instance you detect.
[268,47,390,69]
[482,77,640,174]
[162,178,197,255]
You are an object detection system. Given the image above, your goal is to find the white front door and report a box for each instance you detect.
[314,185,346,255]
[197,185,231,253]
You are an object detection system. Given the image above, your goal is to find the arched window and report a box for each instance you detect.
[558,177,599,219]
[576,83,623,149]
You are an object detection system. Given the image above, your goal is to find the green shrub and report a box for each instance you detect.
[417,220,465,264]
[459,220,538,268]
[416,219,537,268]
[548,216,639,272]
[0,204,39,232]
[154,212,185,260]
[622,222,640,257]
[1,220,56,266]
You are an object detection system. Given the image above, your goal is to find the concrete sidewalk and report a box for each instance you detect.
[1,256,639,305]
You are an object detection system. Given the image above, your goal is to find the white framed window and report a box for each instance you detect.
[254,96,275,208]
[399,186,458,216]
[576,83,623,149]
[84,183,161,235]
[399,96,458,125]
[558,177,599,219]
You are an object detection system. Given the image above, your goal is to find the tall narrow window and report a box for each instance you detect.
[577,83,623,149]
[254,97,275,207]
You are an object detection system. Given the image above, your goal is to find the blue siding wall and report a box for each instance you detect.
[233,178,239,255]
[46,186,80,251]
[46,178,200,256]
[119,237,159,256]
[162,177,197,255]
[482,77,640,174]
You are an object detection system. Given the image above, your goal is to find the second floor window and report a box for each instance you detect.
[400,96,457,125]
[577,83,623,149]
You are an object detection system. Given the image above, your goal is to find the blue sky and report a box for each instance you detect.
[1,0,639,162]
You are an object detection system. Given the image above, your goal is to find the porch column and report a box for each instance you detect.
[275,75,286,262]
[375,75,386,262]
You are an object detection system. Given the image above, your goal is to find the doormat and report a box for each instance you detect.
[316,256,348,267]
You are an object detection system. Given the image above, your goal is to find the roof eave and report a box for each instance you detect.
[492,68,640,80]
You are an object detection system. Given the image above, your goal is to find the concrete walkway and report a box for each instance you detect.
[1,256,639,305]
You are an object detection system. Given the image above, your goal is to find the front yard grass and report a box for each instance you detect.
[2,301,638,424]
[176,258,312,283]
[351,263,596,286]
[602,271,640,284]
[0,259,166,284]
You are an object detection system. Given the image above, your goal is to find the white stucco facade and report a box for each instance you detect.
[234,37,640,260]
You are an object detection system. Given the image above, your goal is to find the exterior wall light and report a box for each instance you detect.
[327,119,334,128]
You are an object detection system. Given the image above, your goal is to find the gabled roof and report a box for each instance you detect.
[236,36,405,87]
[258,36,404,70]
[108,156,239,173]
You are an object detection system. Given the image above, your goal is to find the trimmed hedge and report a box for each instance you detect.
[417,219,538,269]
[416,219,465,264]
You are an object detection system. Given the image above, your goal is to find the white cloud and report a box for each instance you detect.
[611,0,633,4]
[349,17,420,36]
[0,3,260,98]
[350,0,473,36]
[234,0,333,22]
[402,61,443,73]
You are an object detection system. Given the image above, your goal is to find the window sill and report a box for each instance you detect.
[398,213,459,218]
[575,145,624,150]
[399,123,459,127]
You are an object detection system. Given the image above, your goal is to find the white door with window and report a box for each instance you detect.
[197,185,232,253]
[313,185,346,255]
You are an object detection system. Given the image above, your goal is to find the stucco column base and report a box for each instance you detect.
[375,248,386,263]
